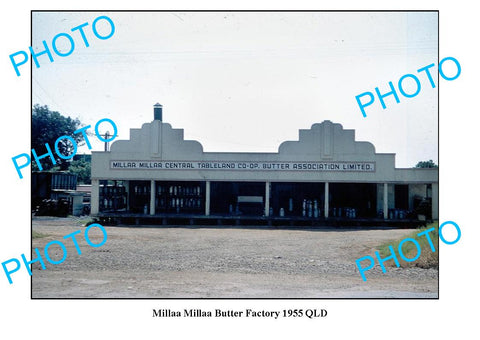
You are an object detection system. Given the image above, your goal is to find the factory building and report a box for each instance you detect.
[91,104,438,225]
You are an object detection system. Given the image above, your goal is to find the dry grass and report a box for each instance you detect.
[376,222,439,269]
[32,230,48,239]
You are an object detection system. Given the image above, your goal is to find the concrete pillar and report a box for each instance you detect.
[91,179,99,215]
[432,182,439,220]
[150,180,155,215]
[324,182,329,218]
[265,182,270,217]
[205,181,211,216]
[383,183,388,219]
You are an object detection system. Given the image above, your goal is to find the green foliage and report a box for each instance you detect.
[68,159,91,184]
[32,104,85,170]
[377,222,439,269]
[415,160,438,168]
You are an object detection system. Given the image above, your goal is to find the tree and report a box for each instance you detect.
[32,104,85,170]
[67,159,91,184]
[415,160,438,168]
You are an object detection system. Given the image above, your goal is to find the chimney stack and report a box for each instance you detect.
[153,103,163,121]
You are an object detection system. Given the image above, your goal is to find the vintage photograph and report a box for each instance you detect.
[30,11,438,298]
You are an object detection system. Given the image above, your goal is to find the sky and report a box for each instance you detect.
[31,11,438,167]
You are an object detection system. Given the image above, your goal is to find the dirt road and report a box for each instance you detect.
[31,217,438,298]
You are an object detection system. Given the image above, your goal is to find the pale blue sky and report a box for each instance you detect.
[32,11,438,167]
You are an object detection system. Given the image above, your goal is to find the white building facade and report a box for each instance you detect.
[91,104,438,223]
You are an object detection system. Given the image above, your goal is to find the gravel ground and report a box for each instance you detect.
[31,217,438,298]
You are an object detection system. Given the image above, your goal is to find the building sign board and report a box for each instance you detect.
[110,161,376,172]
